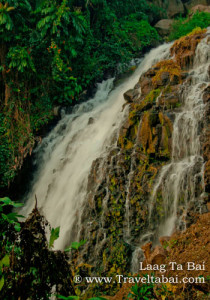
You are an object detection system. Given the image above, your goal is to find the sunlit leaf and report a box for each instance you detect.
[0,255,10,271]
[64,240,87,252]
[49,227,60,248]
[0,276,4,291]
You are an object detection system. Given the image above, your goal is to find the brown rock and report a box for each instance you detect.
[170,29,207,70]
[185,0,209,11]
[166,0,185,18]
[204,160,210,194]
[203,84,210,104]
[88,117,94,125]
[145,69,157,77]
[134,82,140,89]
[123,89,140,102]
[150,245,167,265]
[141,242,152,262]
[140,77,153,96]
[155,19,174,36]
[53,106,61,117]
[156,71,170,86]
[190,4,210,14]
[161,91,180,107]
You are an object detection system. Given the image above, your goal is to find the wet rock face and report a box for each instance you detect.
[202,85,210,196]
[170,28,207,70]
[123,89,140,102]
[76,30,209,279]
[78,63,181,275]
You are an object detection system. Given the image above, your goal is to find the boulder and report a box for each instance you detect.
[155,19,174,36]
[134,82,141,89]
[190,4,210,14]
[156,71,171,85]
[53,106,61,117]
[167,0,185,18]
[184,0,209,11]
[140,76,153,96]
[149,245,168,265]
[88,117,94,125]
[141,242,152,262]
[123,89,140,102]
[141,243,168,265]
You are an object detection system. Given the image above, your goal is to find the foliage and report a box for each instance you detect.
[0,197,24,232]
[127,282,154,300]
[0,0,162,188]
[169,12,210,41]
[0,198,75,299]
[0,197,24,293]
[49,226,60,248]
[65,239,87,251]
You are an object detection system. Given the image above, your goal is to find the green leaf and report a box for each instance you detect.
[0,197,23,207]
[6,212,24,221]
[1,213,13,223]
[0,255,10,271]
[64,240,87,251]
[49,227,60,248]
[57,296,79,300]
[14,223,21,232]
[0,276,4,291]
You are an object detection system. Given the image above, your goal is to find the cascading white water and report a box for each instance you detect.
[131,32,209,273]
[21,42,171,250]
[150,33,209,237]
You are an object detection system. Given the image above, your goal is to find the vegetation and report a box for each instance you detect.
[0,0,161,188]
[0,196,77,299]
[1,2,210,300]
[0,197,24,294]
[128,282,154,300]
[169,11,210,41]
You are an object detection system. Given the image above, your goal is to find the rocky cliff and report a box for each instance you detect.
[73,28,210,296]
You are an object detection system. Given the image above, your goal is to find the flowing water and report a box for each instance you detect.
[131,32,209,272]
[149,34,209,237]
[21,43,171,250]
[21,31,209,269]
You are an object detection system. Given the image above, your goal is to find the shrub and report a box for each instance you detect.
[169,11,210,41]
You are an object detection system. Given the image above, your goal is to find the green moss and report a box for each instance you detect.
[152,59,182,85]
[141,88,161,108]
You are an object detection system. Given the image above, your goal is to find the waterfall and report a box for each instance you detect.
[20,42,171,250]
[149,34,209,237]
[131,32,209,273]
